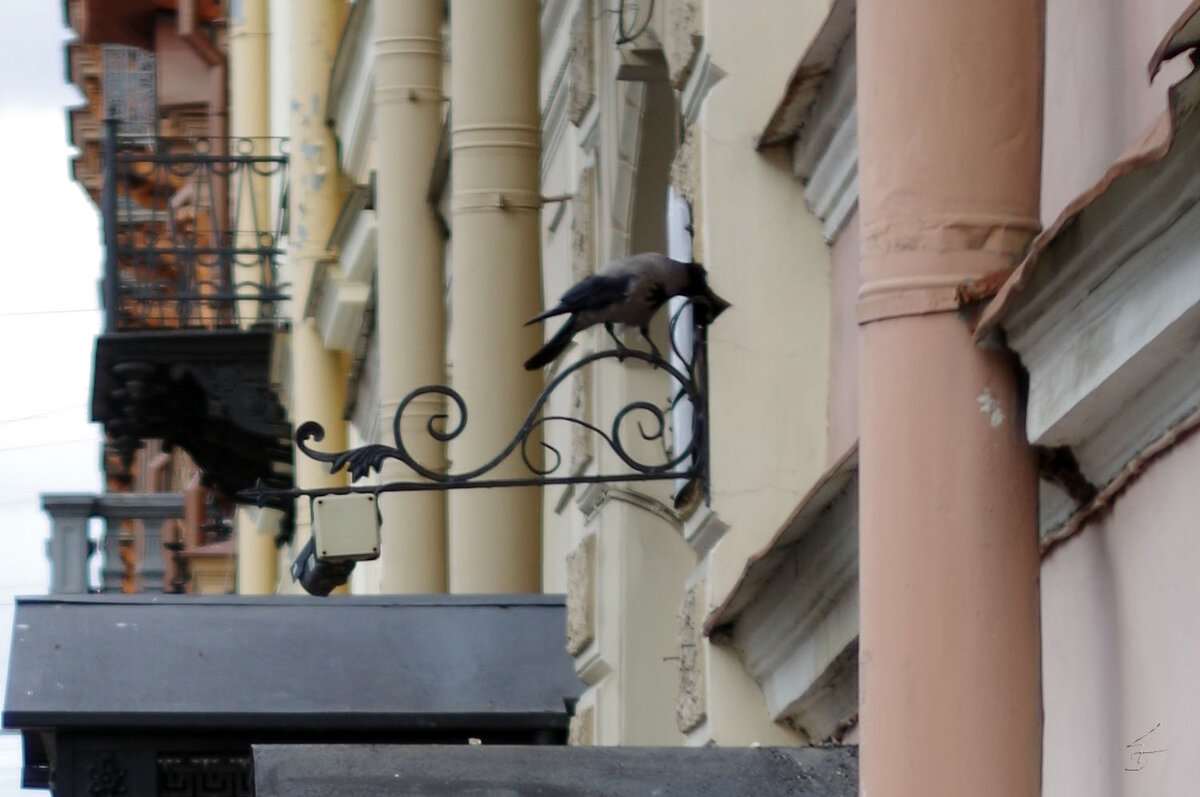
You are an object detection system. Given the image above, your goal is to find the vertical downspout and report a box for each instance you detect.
[373,0,448,592]
[857,1,1043,795]
[229,0,278,594]
[448,0,543,593]
[287,0,350,579]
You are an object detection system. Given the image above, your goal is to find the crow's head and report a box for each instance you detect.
[683,262,731,322]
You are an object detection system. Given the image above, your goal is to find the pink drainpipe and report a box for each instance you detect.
[857,1,1044,794]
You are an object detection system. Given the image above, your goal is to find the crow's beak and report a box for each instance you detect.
[706,289,732,318]
[694,288,731,325]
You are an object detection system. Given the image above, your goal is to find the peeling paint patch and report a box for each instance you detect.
[977,387,1005,428]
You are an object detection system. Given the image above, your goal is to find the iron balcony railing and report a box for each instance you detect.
[100,118,289,332]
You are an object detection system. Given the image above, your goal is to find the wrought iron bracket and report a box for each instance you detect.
[241,301,717,510]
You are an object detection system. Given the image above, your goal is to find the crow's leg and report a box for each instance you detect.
[639,325,663,366]
[604,322,630,360]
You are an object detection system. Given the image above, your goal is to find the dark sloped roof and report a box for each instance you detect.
[4,594,581,733]
[253,743,860,797]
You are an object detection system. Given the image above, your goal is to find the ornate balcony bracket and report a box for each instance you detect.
[242,301,718,509]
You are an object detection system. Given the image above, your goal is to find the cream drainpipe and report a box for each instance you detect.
[373,0,448,592]
[287,0,350,580]
[229,0,277,594]
[448,0,543,593]
[857,1,1043,794]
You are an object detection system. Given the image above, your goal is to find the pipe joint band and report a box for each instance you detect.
[451,189,543,213]
[375,85,446,104]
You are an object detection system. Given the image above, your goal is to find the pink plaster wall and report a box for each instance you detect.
[1042,0,1193,223]
[1041,430,1200,796]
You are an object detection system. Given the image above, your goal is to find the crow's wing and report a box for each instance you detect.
[559,271,635,312]
[526,272,635,324]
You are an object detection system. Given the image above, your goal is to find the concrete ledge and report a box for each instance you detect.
[253,743,859,797]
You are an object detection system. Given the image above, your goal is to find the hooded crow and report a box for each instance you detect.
[524,253,730,370]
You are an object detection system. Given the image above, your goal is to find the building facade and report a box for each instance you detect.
[27,0,1200,794]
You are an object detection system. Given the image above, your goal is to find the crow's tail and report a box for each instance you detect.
[525,304,567,326]
[524,317,577,370]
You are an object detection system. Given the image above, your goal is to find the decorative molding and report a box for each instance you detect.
[351,333,382,444]
[314,268,370,354]
[609,82,647,259]
[1036,478,1076,538]
[91,331,293,507]
[572,166,596,281]
[85,753,128,797]
[575,483,681,530]
[578,100,601,153]
[312,208,376,356]
[705,450,859,742]
[157,754,253,797]
[328,0,376,184]
[680,505,728,559]
[777,638,859,743]
[670,125,700,211]
[541,0,573,63]
[757,0,856,150]
[541,38,572,180]
[675,580,707,733]
[567,702,596,747]
[566,534,597,656]
[679,47,724,128]
[568,366,594,477]
[792,37,858,243]
[1002,100,1200,502]
[340,208,378,284]
[664,0,702,89]
[732,477,858,740]
[568,6,596,125]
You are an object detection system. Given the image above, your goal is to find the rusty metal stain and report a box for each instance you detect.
[975,106,1179,340]
[1041,402,1200,557]
[756,0,857,151]
[954,268,1014,306]
[1149,0,1200,80]
[758,65,833,150]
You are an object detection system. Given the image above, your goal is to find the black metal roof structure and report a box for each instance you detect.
[253,743,860,797]
[4,594,582,793]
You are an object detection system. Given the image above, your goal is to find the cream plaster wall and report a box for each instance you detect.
[827,210,860,462]
[536,0,835,748]
[1042,430,1200,796]
[563,6,697,743]
[1042,0,1192,223]
[697,0,833,610]
[537,120,577,595]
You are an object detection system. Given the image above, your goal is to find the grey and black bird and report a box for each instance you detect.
[524,253,731,370]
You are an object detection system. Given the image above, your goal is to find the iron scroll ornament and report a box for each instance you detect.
[242,300,716,506]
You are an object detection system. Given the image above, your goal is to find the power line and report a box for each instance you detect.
[0,438,96,454]
[0,307,101,318]
[0,404,87,426]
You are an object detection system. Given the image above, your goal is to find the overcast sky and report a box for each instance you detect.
[0,2,104,792]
